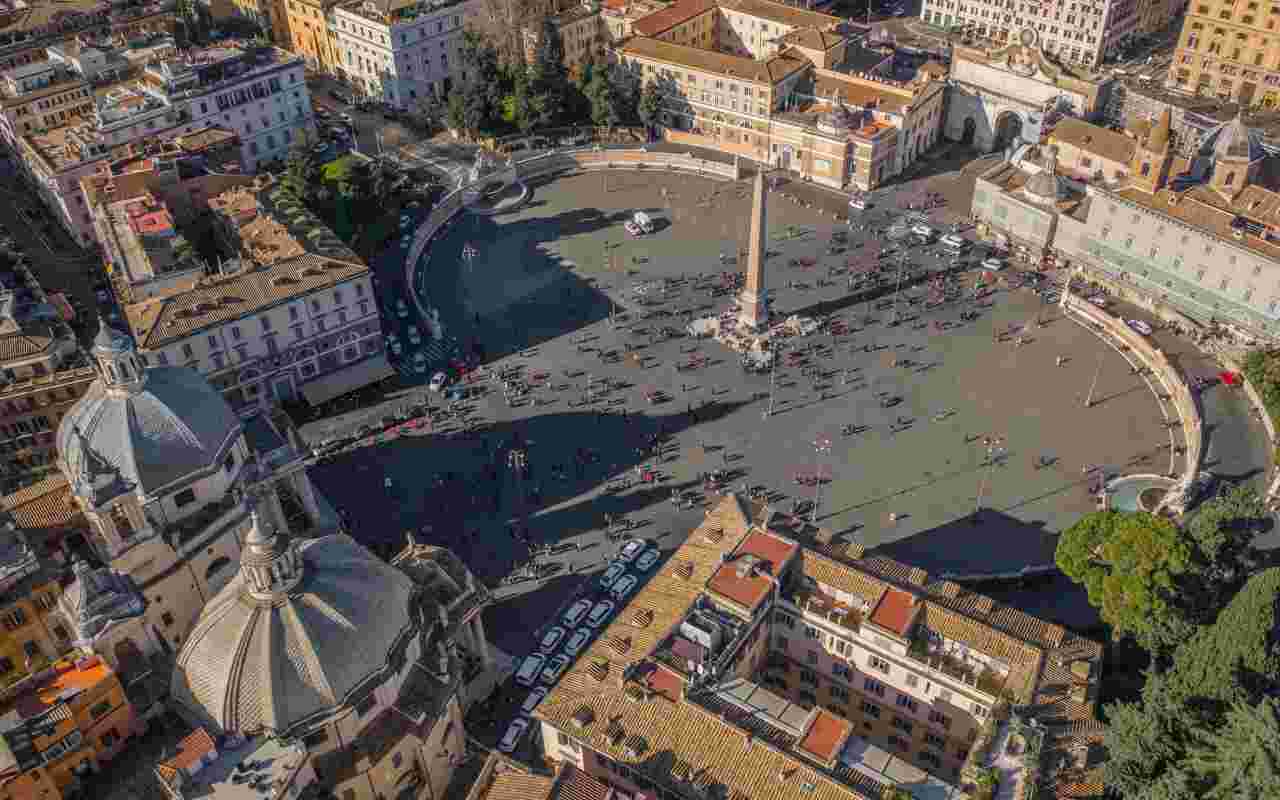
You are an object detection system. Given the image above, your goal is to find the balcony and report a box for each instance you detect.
[906,636,1009,699]
[785,587,863,635]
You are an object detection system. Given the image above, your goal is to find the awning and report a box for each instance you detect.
[300,355,396,406]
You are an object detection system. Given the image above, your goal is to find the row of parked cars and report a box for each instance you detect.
[498,539,660,753]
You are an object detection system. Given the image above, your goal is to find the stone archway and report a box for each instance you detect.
[993,111,1023,153]
[961,116,977,145]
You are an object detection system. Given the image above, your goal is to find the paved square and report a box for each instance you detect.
[313,170,1171,656]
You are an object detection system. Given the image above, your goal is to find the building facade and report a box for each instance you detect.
[329,0,475,109]
[1166,0,1280,107]
[532,496,1106,800]
[919,0,1143,68]
[945,29,1116,153]
[116,173,392,415]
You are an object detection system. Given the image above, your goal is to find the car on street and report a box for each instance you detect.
[563,598,593,627]
[539,626,566,654]
[618,539,646,563]
[633,547,661,572]
[586,600,615,627]
[940,233,967,250]
[498,718,529,753]
[541,654,571,684]
[911,223,935,240]
[598,563,626,591]
[1126,318,1153,336]
[849,196,867,211]
[563,628,591,657]
[1088,295,1108,307]
[514,654,546,687]
[981,257,1006,271]
[611,575,639,600]
[429,371,449,392]
[521,687,548,714]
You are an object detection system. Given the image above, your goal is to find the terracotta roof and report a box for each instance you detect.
[1113,182,1280,263]
[0,325,56,364]
[645,663,685,702]
[156,728,218,782]
[717,0,840,29]
[800,550,886,608]
[1049,117,1136,166]
[782,28,843,51]
[630,0,717,36]
[867,587,917,636]
[618,36,810,84]
[0,475,83,533]
[471,761,556,800]
[550,764,611,800]
[706,530,795,612]
[797,708,851,765]
[808,74,912,114]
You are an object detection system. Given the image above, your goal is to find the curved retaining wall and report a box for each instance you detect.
[403,148,741,322]
[1063,293,1203,480]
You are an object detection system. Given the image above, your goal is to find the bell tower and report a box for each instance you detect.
[92,319,147,394]
[1129,109,1173,196]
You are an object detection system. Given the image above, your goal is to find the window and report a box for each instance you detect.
[861,700,881,718]
[2,609,26,631]
[895,693,919,712]
[90,699,112,719]
[864,678,886,697]
[261,316,273,332]
[925,732,946,748]
[972,703,989,718]
[289,305,299,321]
[208,334,220,349]
[804,625,820,639]
[775,612,796,628]
[807,650,818,665]
[799,689,818,706]
[162,611,175,628]
[100,729,119,749]
[174,488,197,507]
[928,710,951,729]
[799,669,818,686]
[833,663,851,680]
[905,673,919,688]
[181,343,194,360]
[868,655,890,674]
[831,685,850,702]
[919,749,942,769]
[891,716,913,734]
[304,730,328,748]
[887,735,908,751]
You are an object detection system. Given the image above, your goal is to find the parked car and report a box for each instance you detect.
[633,547,661,572]
[611,575,639,600]
[911,223,935,240]
[563,598,593,627]
[1126,318,1153,336]
[849,196,868,211]
[429,371,449,392]
[563,628,591,657]
[498,718,529,753]
[618,539,646,563]
[541,654,571,684]
[520,688,548,715]
[981,257,1006,271]
[539,626,566,654]
[1087,294,1108,307]
[514,654,546,687]
[940,233,967,250]
[586,600,615,628]
[598,563,626,591]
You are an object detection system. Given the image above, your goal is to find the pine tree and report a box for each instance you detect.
[1186,697,1280,799]
[529,18,568,128]
[637,81,662,138]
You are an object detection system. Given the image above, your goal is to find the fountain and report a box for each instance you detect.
[461,149,529,215]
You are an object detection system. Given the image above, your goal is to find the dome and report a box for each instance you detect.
[1023,145,1064,203]
[1202,114,1263,162]
[57,324,242,503]
[169,520,418,735]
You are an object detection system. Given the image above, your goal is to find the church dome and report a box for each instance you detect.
[1202,114,1263,162]
[56,322,242,503]
[169,515,418,735]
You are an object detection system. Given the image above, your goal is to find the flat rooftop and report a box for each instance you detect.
[157,734,309,800]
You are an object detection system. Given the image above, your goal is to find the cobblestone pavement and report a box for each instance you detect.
[309,169,1174,663]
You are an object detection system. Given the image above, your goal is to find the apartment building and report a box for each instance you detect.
[1165,0,1280,107]
[0,0,177,78]
[600,0,667,44]
[919,0,1142,67]
[615,0,946,190]
[533,495,1105,800]
[330,0,475,108]
[0,256,85,492]
[0,525,71,690]
[524,1,607,74]
[282,0,344,71]
[8,42,313,248]
[116,173,390,415]
[0,654,142,798]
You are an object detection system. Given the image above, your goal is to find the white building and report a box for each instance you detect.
[121,174,392,417]
[919,0,1140,68]
[7,42,313,248]
[329,0,476,109]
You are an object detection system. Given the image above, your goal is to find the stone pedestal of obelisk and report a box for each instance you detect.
[738,170,769,331]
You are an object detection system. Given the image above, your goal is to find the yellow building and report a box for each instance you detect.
[0,521,73,690]
[1166,0,1280,106]
[283,0,342,71]
[0,655,142,797]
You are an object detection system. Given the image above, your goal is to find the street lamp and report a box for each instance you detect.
[811,436,832,523]
[461,242,478,275]
[890,251,908,327]
[973,436,1005,521]
[764,342,786,419]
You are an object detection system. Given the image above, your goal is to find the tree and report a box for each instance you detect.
[452,30,501,137]
[1055,510,1194,652]
[1181,485,1265,619]
[637,81,662,137]
[1102,568,1280,800]
[528,18,568,128]
[1186,698,1280,799]
[586,67,623,131]
[282,133,321,202]
[510,67,539,134]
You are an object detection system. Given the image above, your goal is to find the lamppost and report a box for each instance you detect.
[1085,349,1105,408]
[811,435,832,523]
[461,242,477,275]
[764,341,785,419]
[890,251,908,327]
[973,436,1005,521]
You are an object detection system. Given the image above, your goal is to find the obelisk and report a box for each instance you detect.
[738,169,769,331]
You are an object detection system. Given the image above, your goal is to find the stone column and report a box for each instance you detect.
[738,169,770,331]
